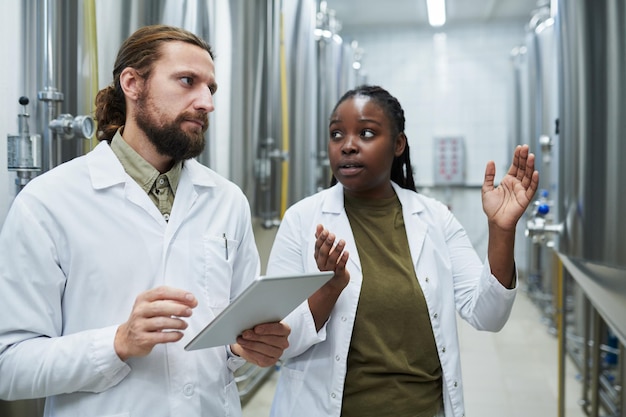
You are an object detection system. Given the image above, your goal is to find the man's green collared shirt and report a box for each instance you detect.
[110,131,182,222]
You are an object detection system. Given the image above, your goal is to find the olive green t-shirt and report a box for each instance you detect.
[341,192,442,417]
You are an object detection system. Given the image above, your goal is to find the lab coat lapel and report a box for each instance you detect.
[405,212,427,268]
[88,141,165,224]
[393,184,427,268]
[165,167,196,240]
[165,160,213,242]
[126,181,165,223]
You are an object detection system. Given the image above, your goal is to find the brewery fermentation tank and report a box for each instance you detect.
[557,0,626,342]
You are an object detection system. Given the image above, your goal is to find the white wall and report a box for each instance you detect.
[0,1,22,227]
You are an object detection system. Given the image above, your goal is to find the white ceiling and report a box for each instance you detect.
[324,0,544,30]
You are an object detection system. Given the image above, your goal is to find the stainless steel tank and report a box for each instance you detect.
[556,4,626,413]
[314,1,363,191]
[283,0,319,205]
[515,3,561,319]
[557,0,626,343]
[557,0,626,273]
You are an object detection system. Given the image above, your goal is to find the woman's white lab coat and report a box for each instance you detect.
[266,182,517,417]
[0,141,259,417]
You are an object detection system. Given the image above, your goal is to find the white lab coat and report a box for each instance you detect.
[0,141,259,417]
[267,182,517,417]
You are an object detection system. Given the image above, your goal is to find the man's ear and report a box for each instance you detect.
[119,67,143,101]
[395,132,407,157]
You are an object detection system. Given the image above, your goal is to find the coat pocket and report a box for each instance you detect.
[202,234,239,308]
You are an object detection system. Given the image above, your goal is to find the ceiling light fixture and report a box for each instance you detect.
[426,0,446,27]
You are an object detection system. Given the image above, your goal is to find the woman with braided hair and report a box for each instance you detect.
[267,85,539,417]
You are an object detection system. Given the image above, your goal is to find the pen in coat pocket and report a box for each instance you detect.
[223,233,228,260]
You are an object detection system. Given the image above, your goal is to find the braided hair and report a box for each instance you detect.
[329,85,417,192]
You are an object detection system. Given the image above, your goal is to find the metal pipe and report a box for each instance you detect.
[556,254,565,417]
[581,296,591,414]
[617,342,626,417]
[590,309,603,417]
[35,0,94,173]
[36,0,64,172]
[42,0,57,89]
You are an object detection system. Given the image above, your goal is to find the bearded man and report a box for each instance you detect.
[0,24,289,417]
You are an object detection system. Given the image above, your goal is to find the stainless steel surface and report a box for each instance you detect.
[515,3,561,326]
[7,101,42,175]
[314,2,363,191]
[514,0,626,415]
[557,0,626,270]
[556,254,565,417]
[49,114,95,140]
[36,0,63,172]
[556,2,626,412]
[19,0,96,180]
[248,0,283,225]
[590,308,603,417]
[622,343,626,417]
[559,255,626,347]
[559,254,626,416]
[283,0,319,203]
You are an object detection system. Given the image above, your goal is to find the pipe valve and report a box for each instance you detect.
[49,113,95,139]
[7,96,43,187]
[525,189,562,246]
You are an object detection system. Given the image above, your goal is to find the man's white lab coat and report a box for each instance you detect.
[0,141,259,416]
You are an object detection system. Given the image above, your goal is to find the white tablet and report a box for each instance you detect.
[184,271,334,351]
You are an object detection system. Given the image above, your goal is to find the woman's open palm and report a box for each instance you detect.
[481,144,539,231]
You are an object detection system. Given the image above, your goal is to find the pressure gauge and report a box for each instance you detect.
[73,115,95,139]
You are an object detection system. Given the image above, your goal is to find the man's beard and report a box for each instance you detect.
[135,94,208,162]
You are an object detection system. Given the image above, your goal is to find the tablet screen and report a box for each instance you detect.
[185,271,333,351]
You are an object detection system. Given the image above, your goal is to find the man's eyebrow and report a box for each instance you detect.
[171,69,199,78]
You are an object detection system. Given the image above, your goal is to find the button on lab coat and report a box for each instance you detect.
[0,141,259,417]
[266,182,517,417]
